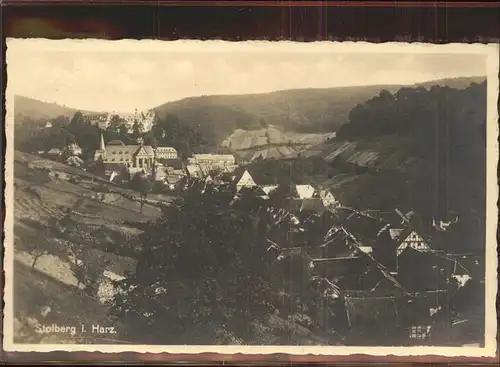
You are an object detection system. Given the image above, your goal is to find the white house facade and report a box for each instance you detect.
[397,230,432,256]
[155,147,178,160]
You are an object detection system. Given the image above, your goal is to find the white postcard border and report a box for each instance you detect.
[3,40,499,357]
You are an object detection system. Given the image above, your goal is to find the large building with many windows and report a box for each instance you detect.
[189,154,236,169]
[94,132,156,170]
[155,146,178,160]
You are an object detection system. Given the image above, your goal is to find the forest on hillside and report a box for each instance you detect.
[151,85,393,145]
[333,81,487,221]
[336,81,487,176]
[15,111,209,159]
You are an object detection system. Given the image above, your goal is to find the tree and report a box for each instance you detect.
[96,183,111,201]
[71,250,110,295]
[69,111,86,129]
[57,218,109,293]
[132,119,143,138]
[151,113,207,159]
[131,172,152,213]
[119,124,129,140]
[109,185,317,344]
[65,111,101,152]
[143,133,157,148]
[65,132,77,146]
[108,115,122,132]
[109,184,341,344]
[23,233,52,269]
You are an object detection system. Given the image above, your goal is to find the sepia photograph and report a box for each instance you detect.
[3,39,498,356]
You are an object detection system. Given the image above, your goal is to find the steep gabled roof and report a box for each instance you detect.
[343,291,401,328]
[134,145,155,157]
[107,140,125,146]
[237,185,267,197]
[389,228,405,240]
[186,164,201,176]
[300,198,326,214]
[295,184,316,199]
[310,256,373,278]
[313,188,336,200]
[261,185,279,195]
[236,169,257,187]
[335,208,389,245]
[143,145,155,156]
[232,166,282,187]
[125,145,141,156]
[156,146,177,152]
[284,198,303,213]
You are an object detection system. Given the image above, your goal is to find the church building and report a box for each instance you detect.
[94,131,156,170]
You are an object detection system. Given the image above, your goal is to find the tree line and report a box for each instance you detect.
[17,110,208,160]
[336,82,487,171]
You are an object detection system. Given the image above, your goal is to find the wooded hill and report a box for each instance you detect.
[14,76,484,151]
[14,95,102,124]
[246,78,487,251]
[151,76,485,145]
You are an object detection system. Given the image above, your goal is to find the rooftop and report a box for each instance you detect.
[107,140,125,146]
[156,147,177,152]
[194,154,235,160]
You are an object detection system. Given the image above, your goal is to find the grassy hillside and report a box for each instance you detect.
[14,151,163,239]
[14,261,121,344]
[153,76,485,145]
[12,151,165,343]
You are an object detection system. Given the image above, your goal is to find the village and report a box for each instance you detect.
[24,114,485,347]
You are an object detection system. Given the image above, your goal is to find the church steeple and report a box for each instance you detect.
[99,130,105,151]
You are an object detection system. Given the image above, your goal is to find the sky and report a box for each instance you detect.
[7,40,488,113]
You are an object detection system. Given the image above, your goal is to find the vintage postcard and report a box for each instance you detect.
[3,39,499,357]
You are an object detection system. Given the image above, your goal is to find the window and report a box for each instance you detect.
[409,325,431,340]
[119,151,123,154]
[112,151,116,155]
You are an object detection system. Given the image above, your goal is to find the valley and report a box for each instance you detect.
[8,75,488,346]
